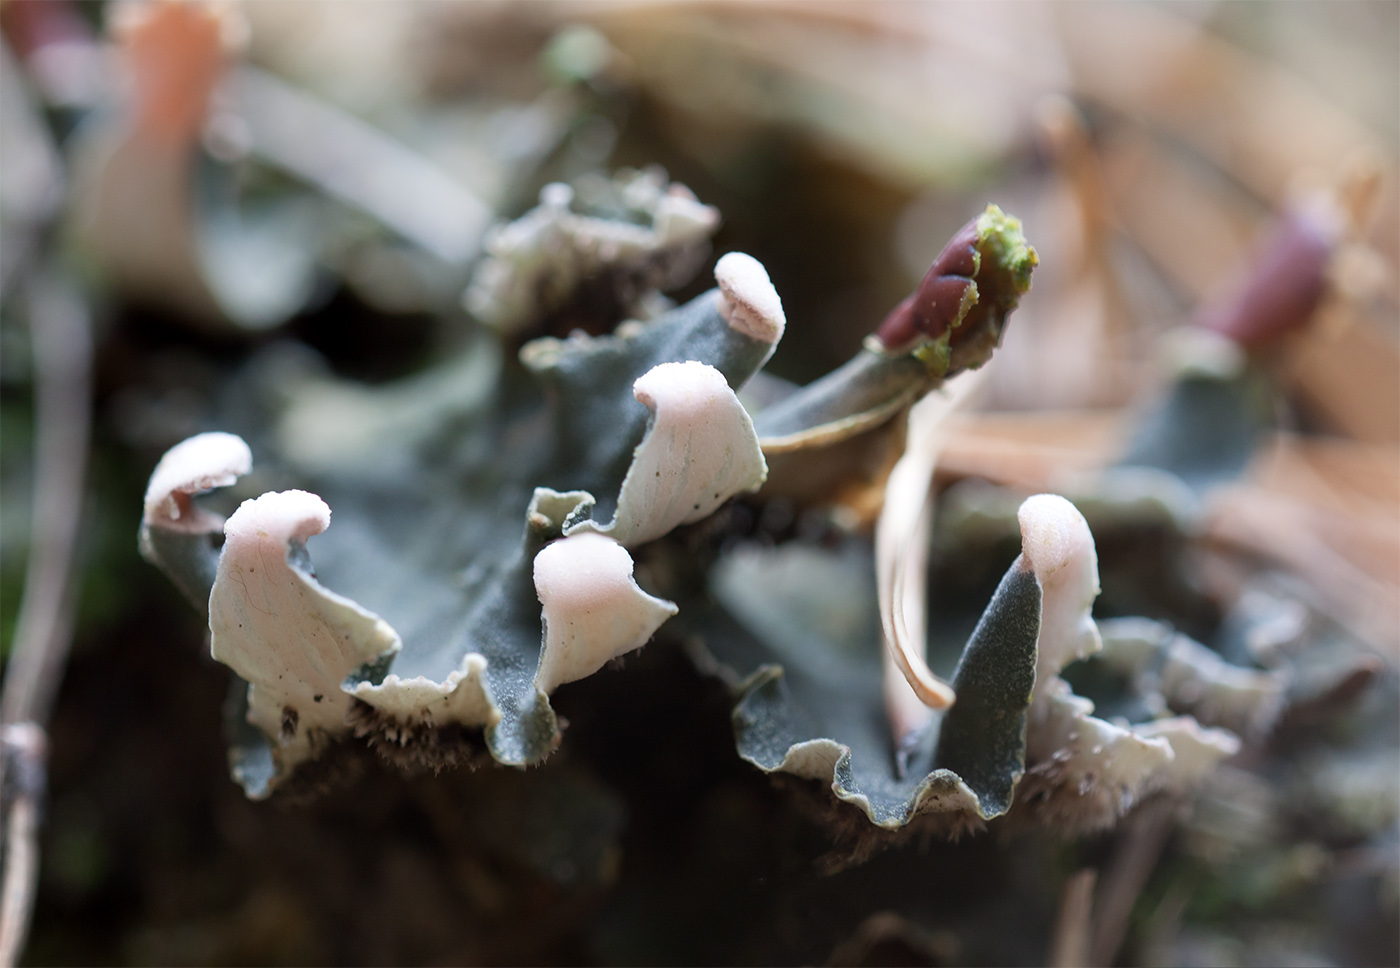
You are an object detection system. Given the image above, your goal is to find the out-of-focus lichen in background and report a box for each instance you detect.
[0,1,1396,965]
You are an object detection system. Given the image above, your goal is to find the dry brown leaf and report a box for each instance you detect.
[1054,2,1387,207]
[1097,129,1260,304]
[1205,485,1399,657]
[1280,302,1400,444]
[937,409,1124,492]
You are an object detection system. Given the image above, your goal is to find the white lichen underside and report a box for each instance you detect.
[348,654,498,727]
[209,490,401,773]
[1134,716,1241,786]
[763,737,985,829]
[715,251,785,345]
[575,360,767,548]
[1018,494,1236,812]
[142,431,252,532]
[1096,617,1287,743]
[533,532,678,695]
[1019,493,1103,692]
[464,177,720,333]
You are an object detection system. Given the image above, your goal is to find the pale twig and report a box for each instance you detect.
[0,726,44,968]
[1048,868,1097,968]
[1089,795,1181,967]
[0,275,92,968]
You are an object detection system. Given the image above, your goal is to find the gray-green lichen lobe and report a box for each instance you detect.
[934,561,1041,817]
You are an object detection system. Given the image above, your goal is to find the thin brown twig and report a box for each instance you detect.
[1048,868,1097,968]
[1089,795,1182,967]
[0,275,92,968]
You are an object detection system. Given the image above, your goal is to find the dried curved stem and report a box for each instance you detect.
[876,370,986,738]
[1089,796,1181,967]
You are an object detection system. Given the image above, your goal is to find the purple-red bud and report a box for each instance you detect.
[875,220,981,352]
[1193,204,1341,348]
[872,206,1036,374]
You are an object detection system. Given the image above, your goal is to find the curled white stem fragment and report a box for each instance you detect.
[876,371,986,734]
[715,252,785,345]
[881,492,942,740]
[142,431,252,533]
[532,532,677,695]
[584,360,766,547]
[210,490,401,777]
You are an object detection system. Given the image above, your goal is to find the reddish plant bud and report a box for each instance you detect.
[873,205,1037,377]
[1193,202,1342,348]
[875,221,979,351]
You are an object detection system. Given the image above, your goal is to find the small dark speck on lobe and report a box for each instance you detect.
[280,705,299,740]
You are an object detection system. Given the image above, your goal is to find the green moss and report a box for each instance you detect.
[912,332,953,375]
[944,277,982,335]
[974,204,1038,296]
[940,205,1038,376]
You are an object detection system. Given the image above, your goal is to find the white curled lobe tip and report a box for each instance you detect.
[715,252,785,344]
[1016,494,1102,681]
[607,360,766,547]
[143,431,253,532]
[211,489,401,743]
[222,488,331,552]
[532,533,678,696]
